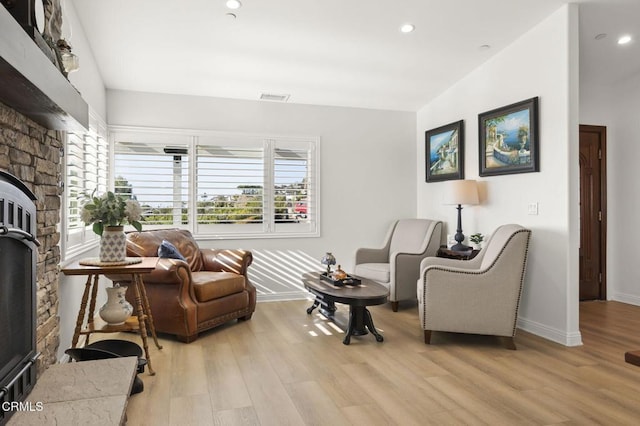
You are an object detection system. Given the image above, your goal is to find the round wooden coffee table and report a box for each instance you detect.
[302,272,389,345]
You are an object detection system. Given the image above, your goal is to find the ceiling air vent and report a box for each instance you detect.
[260,93,290,102]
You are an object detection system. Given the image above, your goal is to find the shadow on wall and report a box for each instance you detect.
[249,250,319,301]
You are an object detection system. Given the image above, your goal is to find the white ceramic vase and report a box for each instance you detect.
[99,284,134,325]
[99,225,126,262]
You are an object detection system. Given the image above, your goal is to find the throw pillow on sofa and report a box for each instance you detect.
[158,240,186,261]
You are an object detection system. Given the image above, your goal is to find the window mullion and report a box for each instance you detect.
[188,136,197,234]
[264,139,275,234]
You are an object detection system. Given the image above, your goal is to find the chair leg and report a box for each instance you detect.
[391,301,399,312]
[502,336,517,350]
[424,330,432,344]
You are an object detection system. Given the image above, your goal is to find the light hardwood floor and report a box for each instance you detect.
[116,300,640,425]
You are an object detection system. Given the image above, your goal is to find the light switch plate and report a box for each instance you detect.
[528,202,538,215]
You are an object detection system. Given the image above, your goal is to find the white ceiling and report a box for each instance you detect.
[69,0,640,112]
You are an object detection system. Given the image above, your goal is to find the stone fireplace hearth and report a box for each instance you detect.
[0,101,62,374]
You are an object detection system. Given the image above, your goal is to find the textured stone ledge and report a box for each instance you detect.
[7,357,137,426]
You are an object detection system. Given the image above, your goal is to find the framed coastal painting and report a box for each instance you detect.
[425,120,464,182]
[478,97,539,177]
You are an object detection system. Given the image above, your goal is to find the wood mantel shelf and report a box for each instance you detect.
[0,5,88,131]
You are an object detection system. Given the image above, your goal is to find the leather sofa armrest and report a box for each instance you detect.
[201,249,253,275]
[106,258,191,285]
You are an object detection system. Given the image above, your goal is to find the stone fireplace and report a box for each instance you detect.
[0,101,62,375]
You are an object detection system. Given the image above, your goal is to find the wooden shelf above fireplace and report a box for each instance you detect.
[0,5,88,132]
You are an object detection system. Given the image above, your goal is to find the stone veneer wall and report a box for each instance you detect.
[0,101,61,373]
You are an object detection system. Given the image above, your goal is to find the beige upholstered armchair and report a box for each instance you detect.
[354,219,443,311]
[417,224,531,349]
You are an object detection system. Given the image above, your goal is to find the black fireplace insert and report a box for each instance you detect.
[0,171,40,425]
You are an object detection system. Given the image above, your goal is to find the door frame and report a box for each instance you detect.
[579,124,607,299]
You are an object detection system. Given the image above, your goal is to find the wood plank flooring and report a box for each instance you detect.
[115,300,640,425]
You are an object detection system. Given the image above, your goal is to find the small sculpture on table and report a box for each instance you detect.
[321,252,336,275]
[332,265,347,281]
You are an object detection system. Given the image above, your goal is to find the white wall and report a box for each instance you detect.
[608,73,640,304]
[63,0,106,119]
[106,89,417,284]
[416,5,581,345]
[583,73,640,305]
[56,0,108,361]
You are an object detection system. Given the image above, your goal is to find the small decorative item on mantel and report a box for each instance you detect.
[99,284,134,325]
[81,191,143,263]
[321,252,337,275]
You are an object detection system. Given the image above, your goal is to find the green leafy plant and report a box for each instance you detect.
[469,233,484,244]
[81,191,143,236]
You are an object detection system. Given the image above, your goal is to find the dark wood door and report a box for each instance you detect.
[579,125,606,300]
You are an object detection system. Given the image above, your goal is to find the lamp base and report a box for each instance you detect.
[450,243,472,252]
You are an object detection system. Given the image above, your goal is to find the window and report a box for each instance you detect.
[63,112,108,257]
[113,134,190,227]
[110,128,319,239]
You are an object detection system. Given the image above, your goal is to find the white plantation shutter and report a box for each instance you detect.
[63,113,108,255]
[113,138,190,227]
[273,139,316,234]
[110,128,319,238]
[195,141,264,234]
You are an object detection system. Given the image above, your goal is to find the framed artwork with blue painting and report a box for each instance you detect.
[425,120,464,182]
[479,97,539,177]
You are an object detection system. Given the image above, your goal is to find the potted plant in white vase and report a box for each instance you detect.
[81,191,143,262]
[469,233,484,250]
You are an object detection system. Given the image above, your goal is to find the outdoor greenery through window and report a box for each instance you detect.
[111,128,319,238]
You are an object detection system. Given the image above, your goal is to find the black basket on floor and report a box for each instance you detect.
[65,339,147,395]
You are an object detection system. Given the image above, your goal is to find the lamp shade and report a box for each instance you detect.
[443,180,479,205]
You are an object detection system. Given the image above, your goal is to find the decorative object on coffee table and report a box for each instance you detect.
[320,268,361,287]
[321,252,336,274]
[443,180,479,252]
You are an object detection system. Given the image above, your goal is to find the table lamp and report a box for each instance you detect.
[443,180,479,252]
[321,252,336,275]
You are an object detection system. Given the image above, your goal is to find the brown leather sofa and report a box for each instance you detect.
[109,229,256,343]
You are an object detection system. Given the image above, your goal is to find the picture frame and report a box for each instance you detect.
[425,120,464,182]
[478,97,539,177]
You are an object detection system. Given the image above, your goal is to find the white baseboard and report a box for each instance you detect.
[610,293,640,306]
[517,317,583,347]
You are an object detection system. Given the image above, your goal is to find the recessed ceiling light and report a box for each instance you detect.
[595,33,607,41]
[618,35,632,45]
[479,44,491,50]
[225,12,236,19]
[400,24,415,34]
[226,0,242,10]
